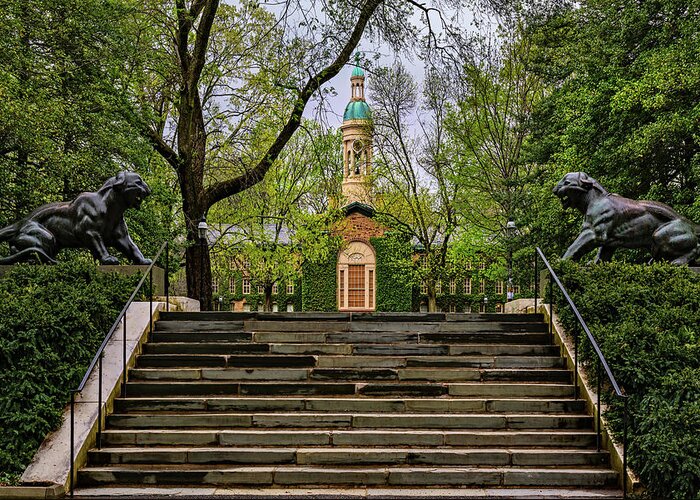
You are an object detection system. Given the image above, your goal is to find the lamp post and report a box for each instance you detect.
[506,219,517,302]
[483,296,488,313]
[197,217,208,310]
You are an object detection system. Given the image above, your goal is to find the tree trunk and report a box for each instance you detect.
[427,289,437,312]
[185,231,212,311]
[264,284,273,312]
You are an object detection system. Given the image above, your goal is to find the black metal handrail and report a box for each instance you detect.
[534,247,628,498]
[69,241,170,496]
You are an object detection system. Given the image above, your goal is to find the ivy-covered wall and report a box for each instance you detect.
[210,269,301,312]
[301,255,337,311]
[371,235,413,312]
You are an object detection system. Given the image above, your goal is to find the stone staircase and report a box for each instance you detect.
[76,312,622,498]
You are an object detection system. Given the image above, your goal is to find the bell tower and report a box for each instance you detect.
[341,59,373,205]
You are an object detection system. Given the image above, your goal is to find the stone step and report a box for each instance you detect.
[157,311,545,323]
[100,429,599,448]
[136,354,317,368]
[124,378,573,397]
[71,486,622,499]
[114,397,587,414]
[247,332,549,344]
[78,465,618,487]
[136,352,563,369]
[124,381,575,398]
[87,447,609,467]
[128,363,567,382]
[105,413,593,430]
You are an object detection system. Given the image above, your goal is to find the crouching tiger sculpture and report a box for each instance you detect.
[553,172,700,265]
[0,171,152,265]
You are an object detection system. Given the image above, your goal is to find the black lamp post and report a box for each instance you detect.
[483,296,488,313]
[197,217,208,310]
[506,219,517,301]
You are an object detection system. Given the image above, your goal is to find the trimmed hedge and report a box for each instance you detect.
[301,255,337,311]
[0,259,137,482]
[556,261,700,499]
[371,236,413,312]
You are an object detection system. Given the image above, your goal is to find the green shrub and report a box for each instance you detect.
[301,255,337,311]
[371,236,413,312]
[0,258,137,478]
[555,261,700,499]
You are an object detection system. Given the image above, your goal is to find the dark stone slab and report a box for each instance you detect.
[239,383,356,396]
[420,333,550,345]
[136,354,227,368]
[150,332,252,343]
[357,384,448,397]
[155,320,246,332]
[309,369,397,381]
[225,355,317,368]
[353,345,449,356]
[143,343,269,355]
[125,382,239,396]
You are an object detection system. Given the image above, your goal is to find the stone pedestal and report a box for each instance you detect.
[0,264,166,295]
[97,265,166,295]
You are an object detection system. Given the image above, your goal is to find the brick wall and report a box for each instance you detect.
[336,212,387,242]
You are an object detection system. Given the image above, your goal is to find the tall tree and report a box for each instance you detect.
[134,0,402,309]
[370,62,460,311]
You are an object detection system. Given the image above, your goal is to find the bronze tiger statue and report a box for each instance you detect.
[0,171,152,265]
[553,172,700,265]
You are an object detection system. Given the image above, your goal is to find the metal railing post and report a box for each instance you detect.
[69,391,75,497]
[149,268,153,334]
[534,251,538,312]
[165,242,170,312]
[548,276,553,340]
[122,314,127,398]
[97,354,102,450]
[596,358,602,452]
[623,396,628,499]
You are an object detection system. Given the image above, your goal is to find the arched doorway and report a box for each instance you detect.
[338,241,376,311]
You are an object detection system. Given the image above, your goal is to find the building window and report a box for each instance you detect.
[287,282,295,295]
[479,261,486,270]
[340,270,345,308]
[449,304,457,313]
[229,276,235,294]
[496,303,503,313]
[243,259,251,269]
[464,277,472,294]
[287,303,294,312]
[272,303,278,312]
[449,279,456,294]
[495,281,504,294]
[513,284,521,294]
[242,279,251,295]
[212,279,219,293]
[258,284,264,294]
[436,281,442,295]
[272,283,278,295]
[369,269,374,309]
[464,304,472,313]
[229,256,236,270]
[465,261,472,270]
[479,302,486,313]
[479,279,485,294]
[420,281,428,294]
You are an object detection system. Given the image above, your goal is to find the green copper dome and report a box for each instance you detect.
[343,100,371,121]
[351,66,365,78]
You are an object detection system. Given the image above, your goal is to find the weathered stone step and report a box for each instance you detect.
[114,397,587,414]
[263,343,561,357]
[151,332,253,343]
[248,331,549,344]
[136,354,316,368]
[125,378,573,397]
[142,343,271,355]
[100,429,599,448]
[87,447,609,467]
[124,381,575,398]
[136,352,563,369]
[157,311,544,323]
[129,363,567,382]
[78,465,618,487]
[105,413,593,430]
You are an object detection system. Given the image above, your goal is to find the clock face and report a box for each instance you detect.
[352,139,364,154]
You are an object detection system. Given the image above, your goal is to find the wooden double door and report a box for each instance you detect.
[338,241,376,311]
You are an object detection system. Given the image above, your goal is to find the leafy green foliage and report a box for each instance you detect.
[371,235,413,312]
[301,254,338,312]
[555,261,700,499]
[0,258,137,476]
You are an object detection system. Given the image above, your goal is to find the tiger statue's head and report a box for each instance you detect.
[553,172,608,213]
[99,171,151,210]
